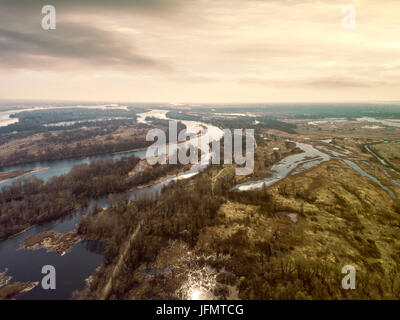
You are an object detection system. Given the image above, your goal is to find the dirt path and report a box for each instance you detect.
[101,223,141,300]
[212,167,227,194]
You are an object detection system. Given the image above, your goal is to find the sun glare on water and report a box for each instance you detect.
[188,286,212,300]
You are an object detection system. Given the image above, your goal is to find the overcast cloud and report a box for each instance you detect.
[0,0,399,102]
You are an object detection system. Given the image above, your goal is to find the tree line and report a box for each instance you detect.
[0,155,187,241]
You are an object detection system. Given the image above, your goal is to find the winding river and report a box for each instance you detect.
[1,109,399,299]
[0,109,223,299]
[232,142,331,191]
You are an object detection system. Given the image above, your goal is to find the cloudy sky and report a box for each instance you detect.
[0,0,399,103]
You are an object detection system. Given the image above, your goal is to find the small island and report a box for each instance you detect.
[20,231,81,256]
[0,167,49,184]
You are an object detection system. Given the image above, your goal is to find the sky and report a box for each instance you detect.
[0,0,399,103]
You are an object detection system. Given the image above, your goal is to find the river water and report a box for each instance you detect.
[357,117,400,128]
[232,139,398,199]
[1,110,398,299]
[0,108,223,299]
[364,143,400,189]
[232,142,331,191]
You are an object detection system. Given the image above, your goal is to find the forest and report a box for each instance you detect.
[207,116,297,134]
[0,115,187,168]
[0,156,137,240]
[0,155,185,241]
[12,108,137,124]
[76,167,228,299]
[166,111,297,134]
[0,108,138,136]
[74,159,400,300]
[0,135,149,168]
[190,103,400,120]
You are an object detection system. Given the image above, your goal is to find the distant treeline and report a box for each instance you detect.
[0,119,148,148]
[11,108,137,126]
[0,117,186,168]
[188,103,400,120]
[1,109,138,136]
[208,116,297,134]
[167,111,297,134]
[145,117,187,133]
[0,139,149,168]
[166,111,203,122]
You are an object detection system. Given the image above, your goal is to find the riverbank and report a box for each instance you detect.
[0,156,141,242]
[367,141,400,174]
[0,281,38,300]
[20,231,81,256]
[0,268,38,300]
[0,167,49,184]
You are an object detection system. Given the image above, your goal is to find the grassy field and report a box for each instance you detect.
[69,116,400,300]
[371,142,400,172]
[193,159,400,299]
[75,153,400,299]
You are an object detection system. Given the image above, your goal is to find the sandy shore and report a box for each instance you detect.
[0,167,49,184]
